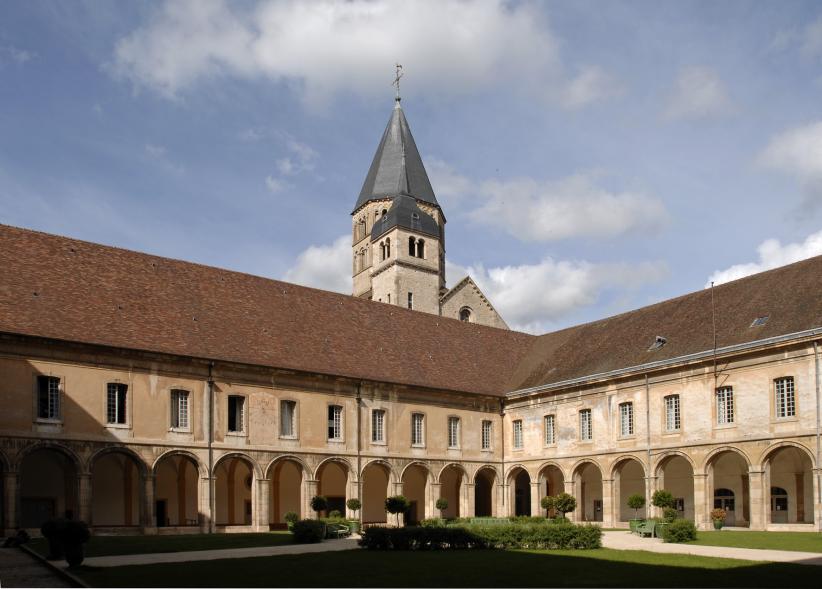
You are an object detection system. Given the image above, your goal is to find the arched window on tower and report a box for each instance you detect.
[408,236,416,256]
[459,307,472,322]
[417,239,425,259]
[385,238,391,258]
[380,241,385,261]
[357,217,366,240]
[411,212,421,230]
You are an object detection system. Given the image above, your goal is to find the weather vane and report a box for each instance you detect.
[393,63,403,101]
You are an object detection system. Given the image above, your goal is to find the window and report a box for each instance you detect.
[481,420,492,450]
[448,416,460,448]
[459,308,471,322]
[106,383,127,424]
[371,409,385,443]
[407,292,413,309]
[385,238,391,258]
[37,376,60,420]
[716,387,734,424]
[408,236,416,256]
[328,405,343,441]
[411,413,425,446]
[280,400,296,437]
[775,377,795,418]
[227,395,245,433]
[417,239,425,258]
[664,395,680,431]
[579,409,592,441]
[619,402,634,436]
[544,414,556,445]
[387,293,391,304]
[512,419,523,449]
[170,389,189,429]
[411,212,421,229]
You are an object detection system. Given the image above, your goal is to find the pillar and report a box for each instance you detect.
[460,477,470,518]
[78,474,91,524]
[530,482,541,517]
[257,478,270,532]
[304,479,318,519]
[564,479,576,522]
[601,479,615,527]
[495,483,506,518]
[813,467,822,531]
[3,472,17,531]
[466,483,476,518]
[142,475,157,534]
[200,476,214,533]
[430,482,442,518]
[693,473,708,530]
[748,469,765,531]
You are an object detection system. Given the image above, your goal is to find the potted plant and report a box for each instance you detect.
[553,492,577,521]
[283,511,299,531]
[435,497,448,521]
[62,520,90,568]
[627,493,646,532]
[540,495,555,518]
[385,495,410,527]
[346,498,362,533]
[651,490,675,537]
[310,495,329,537]
[711,508,727,530]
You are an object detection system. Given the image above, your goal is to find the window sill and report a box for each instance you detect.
[279,435,298,441]
[617,435,635,441]
[411,444,426,449]
[226,431,247,438]
[772,416,798,423]
[481,448,493,453]
[371,440,387,446]
[327,439,345,445]
[35,417,63,425]
[713,422,737,430]
[168,427,192,434]
[662,429,681,435]
[105,422,130,430]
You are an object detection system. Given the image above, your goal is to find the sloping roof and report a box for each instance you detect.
[354,101,438,212]
[371,194,440,241]
[0,224,532,397]
[506,256,822,392]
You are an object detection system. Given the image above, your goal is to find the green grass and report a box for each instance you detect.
[688,530,822,553]
[29,532,293,558]
[73,547,822,587]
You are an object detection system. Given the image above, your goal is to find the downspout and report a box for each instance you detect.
[814,342,821,507]
[207,362,215,534]
[356,382,363,527]
[499,398,505,512]
[645,373,652,510]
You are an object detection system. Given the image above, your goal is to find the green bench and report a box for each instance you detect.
[636,521,656,538]
[325,523,351,539]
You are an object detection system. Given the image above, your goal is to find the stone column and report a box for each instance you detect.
[813,468,822,532]
[530,482,541,517]
[601,479,615,527]
[257,478,270,532]
[466,483,476,518]
[3,471,17,531]
[78,474,91,524]
[748,469,765,531]
[564,479,576,522]
[693,473,708,530]
[304,479,318,519]
[430,482,442,518]
[142,475,157,534]
[200,476,214,533]
[645,475,658,518]
[495,483,506,518]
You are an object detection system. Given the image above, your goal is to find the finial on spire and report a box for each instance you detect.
[392,63,403,104]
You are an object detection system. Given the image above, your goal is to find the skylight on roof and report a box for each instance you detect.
[648,335,667,351]
[750,316,769,327]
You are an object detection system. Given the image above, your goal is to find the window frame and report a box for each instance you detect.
[327,404,344,442]
[619,402,634,438]
[279,399,298,439]
[715,386,735,426]
[481,419,492,451]
[169,388,191,432]
[774,377,796,420]
[411,412,426,448]
[512,419,524,450]
[106,382,129,427]
[371,408,386,445]
[35,375,62,422]
[227,394,247,435]
[664,394,681,432]
[579,409,593,441]
[447,415,461,449]
[544,414,556,446]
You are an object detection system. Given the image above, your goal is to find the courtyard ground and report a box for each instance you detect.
[687,530,822,552]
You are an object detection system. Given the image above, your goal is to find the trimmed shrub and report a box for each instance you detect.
[436,498,448,517]
[661,519,697,543]
[553,493,577,518]
[662,507,678,523]
[385,495,410,527]
[283,511,299,525]
[651,490,675,509]
[627,494,645,518]
[346,498,362,517]
[508,516,548,524]
[292,519,325,543]
[41,518,90,566]
[310,495,328,515]
[420,518,446,528]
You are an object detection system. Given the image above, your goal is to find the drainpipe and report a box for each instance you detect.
[645,374,652,510]
[356,382,363,527]
[815,342,821,506]
[208,362,215,534]
[499,398,505,513]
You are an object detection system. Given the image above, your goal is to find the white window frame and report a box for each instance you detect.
[664,395,681,432]
[36,375,61,421]
[774,377,796,419]
[227,394,246,435]
[170,389,190,431]
[280,399,297,439]
[481,420,492,451]
[579,409,592,441]
[544,414,556,446]
[512,419,523,449]
[371,408,386,444]
[619,402,634,437]
[716,386,734,425]
[327,404,343,441]
[106,382,128,425]
[447,416,460,449]
[411,412,425,447]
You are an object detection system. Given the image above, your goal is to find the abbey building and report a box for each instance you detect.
[0,99,820,537]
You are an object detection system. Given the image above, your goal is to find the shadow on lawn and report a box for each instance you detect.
[72,548,822,588]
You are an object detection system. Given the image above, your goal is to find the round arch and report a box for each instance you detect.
[471,464,501,485]
[653,450,696,477]
[610,455,646,480]
[361,459,399,484]
[213,453,257,527]
[436,462,468,485]
[153,450,202,528]
[313,456,354,481]
[654,450,696,522]
[761,442,815,525]
[611,456,647,523]
[473,465,498,517]
[401,461,431,524]
[265,454,312,480]
[213,452,263,480]
[315,457,351,518]
[705,447,752,528]
[504,463,531,482]
[16,441,83,474]
[438,463,469,519]
[89,447,147,528]
[400,460,432,482]
[88,446,149,479]
[18,442,82,528]
[759,441,815,468]
[571,460,604,523]
[701,446,752,475]
[506,465,531,517]
[152,449,206,478]
[266,455,307,527]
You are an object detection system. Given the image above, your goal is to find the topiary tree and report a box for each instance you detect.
[651,490,675,510]
[627,493,646,519]
[540,495,555,517]
[310,495,328,518]
[385,495,410,527]
[435,498,449,519]
[346,498,362,519]
[283,511,299,530]
[553,492,577,519]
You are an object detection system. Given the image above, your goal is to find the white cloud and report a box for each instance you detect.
[145,143,167,158]
[425,156,473,206]
[560,65,623,110]
[469,172,668,241]
[265,175,288,193]
[758,121,822,207]
[110,0,616,109]
[0,45,36,66]
[664,66,732,120]
[276,139,318,176]
[706,229,822,287]
[802,16,822,58]
[283,234,350,293]
[448,257,668,333]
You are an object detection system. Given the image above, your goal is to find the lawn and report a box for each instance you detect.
[73,547,822,587]
[689,530,822,553]
[28,532,293,558]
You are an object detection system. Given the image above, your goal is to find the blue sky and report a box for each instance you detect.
[2,0,822,333]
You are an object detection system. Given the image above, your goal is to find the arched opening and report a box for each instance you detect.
[361,462,390,524]
[385,238,391,258]
[380,241,386,261]
[537,464,564,516]
[656,454,694,521]
[475,467,496,517]
[215,455,254,526]
[408,236,416,256]
[19,447,78,529]
[269,459,304,528]
[709,450,750,527]
[613,458,645,522]
[765,446,814,524]
[439,465,466,518]
[459,308,472,322]
[0,454,5,532]
[316,460,348,516]
[417,239,425,258]
[154,453,199,528]
[574,462,603,522]
[509,467,531,516]
[402,464,428,524]
[91,451,143,527]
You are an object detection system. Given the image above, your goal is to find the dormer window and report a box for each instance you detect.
[411,212,421,230]
[459,307,472,322]
[648,335,667,351]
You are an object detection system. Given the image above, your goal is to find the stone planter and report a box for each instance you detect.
[713,520,724,530]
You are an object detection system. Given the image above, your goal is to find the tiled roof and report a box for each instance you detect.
[0,224,532,396]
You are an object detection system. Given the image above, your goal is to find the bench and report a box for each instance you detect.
[636,521,656,538]
[325,523,351,539]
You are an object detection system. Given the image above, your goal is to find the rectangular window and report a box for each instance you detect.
[775,377,795,418]
[579,409,592,441]
[448,416,460,449]
[280,400,296,437]
[619,402,634,436]
[716,386,734,424]
[328,405,343,440]
[481,420,492,450]
[227,395,245,433]
[544,414,556,445]
[372,409,385,443]
[411,413,425,446]
[37,376,61,420]
[170,389,189,429]
[106,383,127,424]
[512,419,523,449]
[665,395,681,431]
[407,292,413,310]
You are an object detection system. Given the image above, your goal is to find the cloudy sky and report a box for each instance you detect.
[2,0,822,333]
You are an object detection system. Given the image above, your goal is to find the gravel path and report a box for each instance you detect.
[0,547,72,588]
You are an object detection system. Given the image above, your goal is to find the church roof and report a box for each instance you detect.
[354,101,438,213]
[370,194,440,241]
